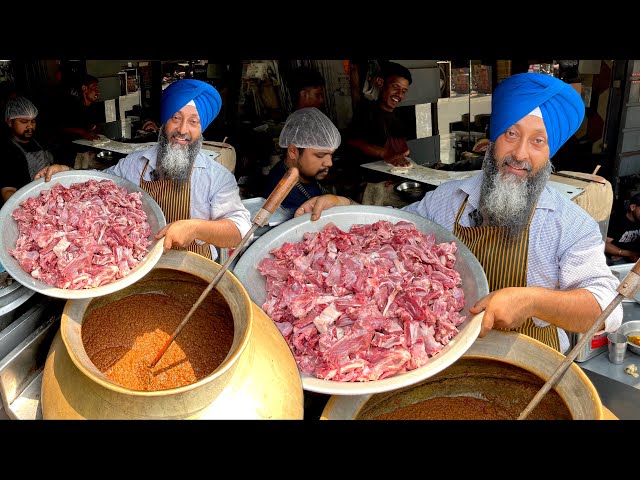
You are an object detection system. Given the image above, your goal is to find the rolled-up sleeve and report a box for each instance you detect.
[557,221,623,333]
[529,193,623,333]
[189,158,251,238]
[208,173,251,237]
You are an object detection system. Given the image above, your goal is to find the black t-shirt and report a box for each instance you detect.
[607,208,640,255]
[345,99,409,166]
[262,160,324,215]
[0,138,49,191]
[58,93,101,137]
[52,93,104,165]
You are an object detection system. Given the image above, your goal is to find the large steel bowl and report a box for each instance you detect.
[232,205,489,396]
[0,170,166,300]
[321,330,606,420]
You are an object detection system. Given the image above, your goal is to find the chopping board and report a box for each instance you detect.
[360,160,479,187]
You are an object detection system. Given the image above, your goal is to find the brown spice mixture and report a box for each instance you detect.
[81,290,234,391]
[370,396,515,420]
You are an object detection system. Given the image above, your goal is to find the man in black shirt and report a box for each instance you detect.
[288,66,326,111]
[338,61,413,200]
[53,74,103,167]
[1,96,58,203]
[605,193,640,264]
[345,61,413,168]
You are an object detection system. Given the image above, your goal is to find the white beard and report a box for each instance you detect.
[156,129,202,184]
[479,143,552,238]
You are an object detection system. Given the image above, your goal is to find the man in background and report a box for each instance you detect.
[338,61,413,201]
[1,96,56,203]
[262,107,341,219]
[36,79,251,261]
[53,74,103,167]
[605,193,640,264]
[345,61,413,169]
[288,66,326,111]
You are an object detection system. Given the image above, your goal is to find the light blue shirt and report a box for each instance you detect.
[403,173,623,353]
[104,144,251,261]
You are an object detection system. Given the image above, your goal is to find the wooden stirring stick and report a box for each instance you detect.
[148,167,299,369]
[518,258,640,420]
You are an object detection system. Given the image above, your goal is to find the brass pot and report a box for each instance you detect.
[41,250,304,419]
[321,330,609,420]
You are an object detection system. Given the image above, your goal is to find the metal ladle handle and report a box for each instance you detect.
[518,259,640,420]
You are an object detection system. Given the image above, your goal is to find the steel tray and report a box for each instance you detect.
[233,205,489,396]
[0,170,166,300]
[610,263,640,304]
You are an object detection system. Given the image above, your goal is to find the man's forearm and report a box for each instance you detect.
[192,218,242,248]
[527,286,603,333]
[347,139,384,159]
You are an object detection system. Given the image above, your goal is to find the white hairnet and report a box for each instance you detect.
[5,97,38,120]
[279,107,341,150]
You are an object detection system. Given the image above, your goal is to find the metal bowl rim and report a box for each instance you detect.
[618,320,640,354]
[232,205,489,395]
[0,170,166,299]
[395,181,424,191]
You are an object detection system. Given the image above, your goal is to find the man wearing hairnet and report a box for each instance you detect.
[1,96,59,203]
[36,79,250,261]
[293,73,622,353]
[262,107,343,219]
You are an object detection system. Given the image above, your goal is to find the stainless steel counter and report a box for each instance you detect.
[359,161,584,201]
[577,300,640,419]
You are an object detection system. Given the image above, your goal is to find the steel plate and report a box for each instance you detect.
[0,170,166,299]
[232,205,489,396]
[610,263,640,304]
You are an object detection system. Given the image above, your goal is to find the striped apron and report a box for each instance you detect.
[452,195,560,351]
[139,159,212,259]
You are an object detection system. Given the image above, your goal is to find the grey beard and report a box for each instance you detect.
[479,143,552,238]
[155,129,202,184]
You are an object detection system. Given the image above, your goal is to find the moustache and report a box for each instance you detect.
[502,156,532,172]
[171,132,191,142]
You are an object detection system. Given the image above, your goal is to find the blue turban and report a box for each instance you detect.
[160,79,222,132]
[489,73,585,159]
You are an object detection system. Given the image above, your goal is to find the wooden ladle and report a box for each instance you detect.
[148,167,299,369]
[518,259,640,419]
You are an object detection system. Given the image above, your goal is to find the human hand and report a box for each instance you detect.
[469,287,534,337]
[155,220,197,253]
[383,149,411,167]
[82,129,100,141]
[294,194,353,221]
[142,120,160,132]
[33,164,71,182]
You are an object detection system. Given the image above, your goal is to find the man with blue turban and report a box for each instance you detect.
[295,73,622,353]
[38,79,250,261]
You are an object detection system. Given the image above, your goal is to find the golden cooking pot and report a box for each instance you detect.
[321,330,613,420]
[41,250,304,420]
